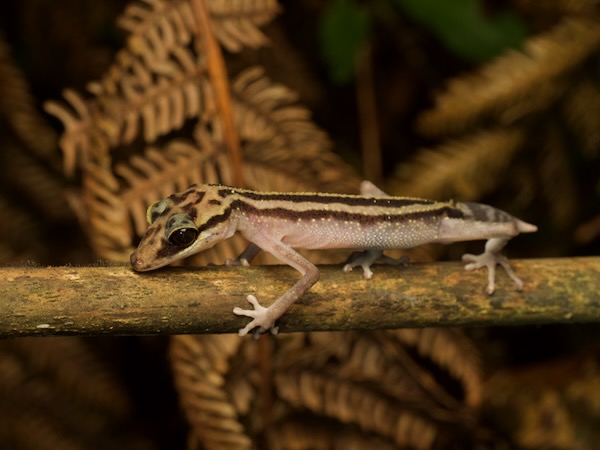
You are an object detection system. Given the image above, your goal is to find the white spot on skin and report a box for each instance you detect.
[36,324,51,329]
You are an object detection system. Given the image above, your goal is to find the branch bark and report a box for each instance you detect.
[1,258,598,337]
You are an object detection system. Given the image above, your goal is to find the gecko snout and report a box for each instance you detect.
[130,253,145,271]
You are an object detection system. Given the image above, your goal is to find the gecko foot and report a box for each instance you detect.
[233,295,279,337]
[462,251,523,295]
[343,250,409,280]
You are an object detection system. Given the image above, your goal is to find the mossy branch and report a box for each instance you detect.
[2,257,598,337]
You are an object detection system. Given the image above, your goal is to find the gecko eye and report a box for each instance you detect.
[165,213,199,247]
[168,227,199,247]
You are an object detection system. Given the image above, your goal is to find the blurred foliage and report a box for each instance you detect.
[319,0,528,85]
[319,0,371,84]
[391,0,528,61]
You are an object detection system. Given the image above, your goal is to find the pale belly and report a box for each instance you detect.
[278,218,441,250]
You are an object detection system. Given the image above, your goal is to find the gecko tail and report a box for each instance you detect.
[515,219,537,233]
[458,202,537,234]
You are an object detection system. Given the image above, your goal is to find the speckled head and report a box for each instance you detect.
[130,185,237,271]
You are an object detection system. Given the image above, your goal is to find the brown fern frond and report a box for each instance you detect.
[227,66,331,149]
[169,335,252,450]
[118,0,278,57]
[389,129,524,199]
[170,330,483,448]
[44,89,103,176]
[275,370,439,449]
[117,0,196,66]
[0,32,58,161]
[417,17,600,137]
[81,133,132,261]
[242,140,358,194]
[89,46,214,145]
[206,0,280,52]
[389,329,482,408]
[276,330,481,414]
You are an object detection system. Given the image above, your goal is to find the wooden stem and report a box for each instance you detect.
[1,258,598,337]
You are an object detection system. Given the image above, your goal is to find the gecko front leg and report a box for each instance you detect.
[232,234,319,336]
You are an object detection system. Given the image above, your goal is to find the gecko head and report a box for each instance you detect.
[130,189,235,272]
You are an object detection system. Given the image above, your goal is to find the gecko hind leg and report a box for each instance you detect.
[225,243,261,267]
[462,237,523,295]
[343,249,410,280]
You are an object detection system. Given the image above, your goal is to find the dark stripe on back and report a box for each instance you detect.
[231,200,462,224]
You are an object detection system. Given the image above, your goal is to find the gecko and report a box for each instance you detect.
[130,182,537,336]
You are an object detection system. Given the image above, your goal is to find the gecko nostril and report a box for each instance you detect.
[130,253,143,270]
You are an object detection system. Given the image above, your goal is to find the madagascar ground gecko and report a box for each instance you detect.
[130,182,537,336]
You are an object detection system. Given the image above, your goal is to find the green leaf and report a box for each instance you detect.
[391,0,528,61]
[319,0,371,84]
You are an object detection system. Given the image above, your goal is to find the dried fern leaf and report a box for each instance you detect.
[243,140,358,193]
[388,329,482,408]
[0,33,58,160]
[227,66,331,149]
[171,330,481,448]
[170,335,252,450]
[118,0,195,66]
[82,136,132,261]
[118,0,278,56]
[389,129,524,199]
[89,46,214,146]
[276,331,480,418]
[417,17,600,137]
[206,0,280,52]
[44,89,101,176]
[275,370,438,450]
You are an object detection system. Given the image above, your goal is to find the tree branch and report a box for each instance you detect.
[2,258,598,337]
